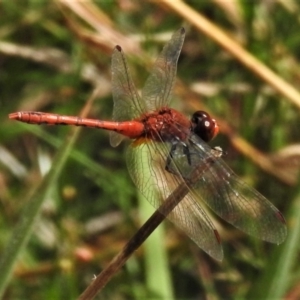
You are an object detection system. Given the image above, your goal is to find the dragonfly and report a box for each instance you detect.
[9,28,286,260]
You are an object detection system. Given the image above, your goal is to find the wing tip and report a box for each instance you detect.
[275,210,286,224]
[214,229,221,244]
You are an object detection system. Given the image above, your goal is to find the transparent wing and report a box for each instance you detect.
[126,140,223,261]
[110,28,185,146]
[142,28,185,112]
[168,133,287,244]
[110,46,145,147]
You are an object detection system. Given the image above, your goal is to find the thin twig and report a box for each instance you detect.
[78,150,218,300]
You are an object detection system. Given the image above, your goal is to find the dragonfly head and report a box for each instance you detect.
[191,111,219,142]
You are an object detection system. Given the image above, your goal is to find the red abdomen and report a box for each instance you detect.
[9,111,145,139]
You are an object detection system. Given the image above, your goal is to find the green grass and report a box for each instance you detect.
[1,1,300,299]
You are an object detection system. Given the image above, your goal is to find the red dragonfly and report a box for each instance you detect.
[10,28,286,260]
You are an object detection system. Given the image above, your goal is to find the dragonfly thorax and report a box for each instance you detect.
[140,107,191,143]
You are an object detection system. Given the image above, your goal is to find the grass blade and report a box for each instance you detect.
[0,91,97,297]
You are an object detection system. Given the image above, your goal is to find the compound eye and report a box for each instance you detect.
[191,111,219,142]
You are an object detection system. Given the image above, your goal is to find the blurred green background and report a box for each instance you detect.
[1,1,300,299]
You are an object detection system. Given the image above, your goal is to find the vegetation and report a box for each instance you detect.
[1,1,300,299]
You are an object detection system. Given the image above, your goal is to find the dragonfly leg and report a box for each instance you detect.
[165,143,177,174]
[183,144,192,165]
[165,141,192,175]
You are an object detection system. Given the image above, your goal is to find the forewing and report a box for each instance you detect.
[110,46,145,147]
[142,28,185,112]
[126,140,223,260]
[171,133,287,244]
